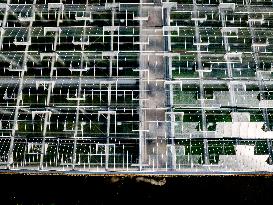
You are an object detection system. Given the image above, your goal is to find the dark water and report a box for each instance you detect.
[0,174,272,204]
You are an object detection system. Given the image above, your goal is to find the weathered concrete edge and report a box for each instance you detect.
[0,169,272,176]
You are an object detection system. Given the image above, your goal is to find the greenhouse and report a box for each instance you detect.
[0,0,273,173]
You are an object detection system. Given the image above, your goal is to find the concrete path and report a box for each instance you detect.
[139,2,168,169]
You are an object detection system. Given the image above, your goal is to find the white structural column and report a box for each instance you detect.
[7,0,36,169]
[192,0,209,165]
[138,0,146,171]
[99,80,117,171]
[31,110,52,169]
[71,0,90,170]
[37,2,63,170]
[0,1,9,50]
[163,1,177,170]
[219,2,236,107]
